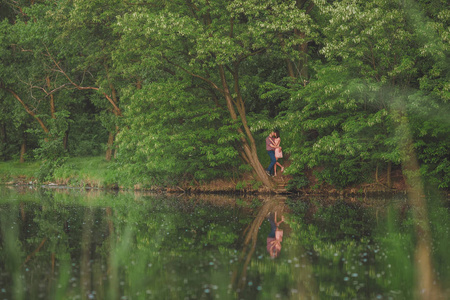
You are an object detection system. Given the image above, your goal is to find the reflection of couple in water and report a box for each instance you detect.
[232,199,288,291]
[267,211,284,258]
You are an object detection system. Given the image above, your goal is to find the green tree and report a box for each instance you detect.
[0,3,55,162]
[45,0,132,160]
[282,0,450,188]
[0,1,127,163]
[114,0,314,188]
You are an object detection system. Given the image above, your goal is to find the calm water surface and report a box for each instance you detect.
[0,186,449,299]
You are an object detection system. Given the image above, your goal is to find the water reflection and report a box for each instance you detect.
[231,196,293,294]
[266,211,284,259]
[0,186,449,299]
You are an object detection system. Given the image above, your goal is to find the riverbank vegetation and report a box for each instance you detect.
[1,0,449,193]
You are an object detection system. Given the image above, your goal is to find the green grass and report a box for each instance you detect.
[0,160,41,182]
[54,156,111,178]
[0,157,117,188]
[52,156,117,188]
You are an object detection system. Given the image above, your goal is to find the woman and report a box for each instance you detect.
[272,130,284,176]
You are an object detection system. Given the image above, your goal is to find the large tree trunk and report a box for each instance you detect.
[218,65,274,189]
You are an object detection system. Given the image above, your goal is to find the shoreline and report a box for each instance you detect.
[2,159,448,198]
[1,176,411,198]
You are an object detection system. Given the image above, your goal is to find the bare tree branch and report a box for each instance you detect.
[44,45,122,116]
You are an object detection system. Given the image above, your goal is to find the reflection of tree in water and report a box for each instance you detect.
[231,197,282,290]
[2,186,448,299]
[6,190,118,300]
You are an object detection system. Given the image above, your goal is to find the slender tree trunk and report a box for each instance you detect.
[286,0,314,81]
[136,78,142,90]
[285,31,309,82]
[47,76,56,119]
[0,123,6,144]
[0,123,6,159]
[105,131,114,161]
[113,125,119,159]
[106,207,118,297]
[63,130,69,151]
[80,208,93,298]
[286,59,296,79]
[296,30,309,81]
[375,163,379,183]
[20,132,27,163]
[387,161,392,189]
[104,80,120,160]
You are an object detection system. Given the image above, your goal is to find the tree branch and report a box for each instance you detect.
[239,48,266,62]
[163,55,224,94]
[306,2,315,14]
[1,85,49,134]
[44,45,122,116]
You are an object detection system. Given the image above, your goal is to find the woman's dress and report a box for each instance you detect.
[274,137,283,158]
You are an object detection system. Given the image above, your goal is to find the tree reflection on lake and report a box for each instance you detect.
[0,186,449,299]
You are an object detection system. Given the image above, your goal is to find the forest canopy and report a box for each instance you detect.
[0,0,449,190]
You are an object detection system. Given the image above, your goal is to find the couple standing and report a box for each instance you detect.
[265,130,284,177]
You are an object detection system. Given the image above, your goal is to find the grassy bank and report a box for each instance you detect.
[1,157,414,195]
[0,157,117,188]
[52,156,118,188]
[0,157,243,192]
[0,156,267,192]
[0,160,41,184]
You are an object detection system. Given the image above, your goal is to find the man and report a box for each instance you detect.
[265,131,276,177]
[267,211,284,258]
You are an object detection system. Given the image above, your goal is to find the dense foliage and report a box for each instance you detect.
[0,0,448,189]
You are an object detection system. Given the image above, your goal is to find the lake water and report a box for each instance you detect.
[0,186,449,299]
